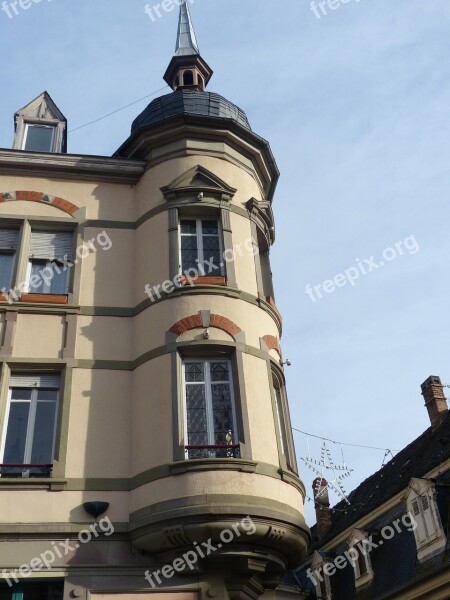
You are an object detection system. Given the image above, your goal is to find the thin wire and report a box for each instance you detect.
[292,427,400,453]
[69,86,170,133]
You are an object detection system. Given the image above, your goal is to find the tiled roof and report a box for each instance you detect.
[313,411,450,546]
[131,90,251,133]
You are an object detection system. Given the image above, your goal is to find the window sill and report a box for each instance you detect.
[181,276,226,286]
[0,478,66,490]
[20,293,69,304]
[355,572,373,588]
[171,457,257,476]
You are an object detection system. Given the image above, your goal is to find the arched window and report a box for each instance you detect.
[183,70,194,86]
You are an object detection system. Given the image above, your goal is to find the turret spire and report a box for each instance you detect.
[175,0,199,56]
[164,0,213,92]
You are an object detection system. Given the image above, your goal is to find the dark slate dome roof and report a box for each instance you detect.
[131,89,251,133]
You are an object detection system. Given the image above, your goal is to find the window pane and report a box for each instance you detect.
[29,260,68,294]
[210,362,230,381]
[30,401,57,464]
[37,389,58,402]
[29,260,46,293]
[211,382,234,445]
[203,236,220,251]
[0,253,14,290]
[3,402,30,463]
[202,220,218,235]
[186,384,208,447]
[24,126,54,152]
[180,220,197,234]
[185,362,204,382]
[11,389,32,402]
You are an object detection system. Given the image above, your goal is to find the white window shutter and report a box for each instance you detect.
[0,229,19,251]
[29,231,73,261]
[9,374,60,389]
[421,495,437,540]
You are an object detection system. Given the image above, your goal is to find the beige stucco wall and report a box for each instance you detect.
[66,369,132,478]
[0,135,304,557]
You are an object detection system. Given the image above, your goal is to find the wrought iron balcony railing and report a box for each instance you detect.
[0,464,53,478]
[185,445,240,459]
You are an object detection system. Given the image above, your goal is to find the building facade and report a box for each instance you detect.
[0,3,309,600]
[293,376,450,599]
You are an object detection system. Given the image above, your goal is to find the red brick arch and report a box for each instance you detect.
[0,191,79,216]
[262,334,282,358]
[170,313,241,338]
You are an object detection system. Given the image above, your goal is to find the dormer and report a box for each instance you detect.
[13,91,67,153]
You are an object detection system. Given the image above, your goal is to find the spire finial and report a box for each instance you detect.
[175,0,199,56]
[163,0,213,92]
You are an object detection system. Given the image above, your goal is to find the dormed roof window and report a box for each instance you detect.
[13,91,67,154]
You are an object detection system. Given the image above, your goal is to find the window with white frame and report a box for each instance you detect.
[0,228,19,292]
[27,230,73,294]
[183,359,238,459]
[179,218,224,276]
[1,374,60,477]
[406,480,446,559]
[22,124,56,152]
[348,530,373,587]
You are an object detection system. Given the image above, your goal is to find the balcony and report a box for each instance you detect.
[0,463,53,478]
[185,444,240,459]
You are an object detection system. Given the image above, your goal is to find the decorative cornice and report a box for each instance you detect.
[0,149,145,184]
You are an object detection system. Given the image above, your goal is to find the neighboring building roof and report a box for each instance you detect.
[131,89,252,133]
[311,412,450,546]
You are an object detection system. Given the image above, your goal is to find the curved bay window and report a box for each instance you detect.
[272,370,297,473]
[183,359,239,459]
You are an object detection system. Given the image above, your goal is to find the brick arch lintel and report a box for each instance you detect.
[170,312,241,340]
[262,334,282,359]
[0,191,80,216]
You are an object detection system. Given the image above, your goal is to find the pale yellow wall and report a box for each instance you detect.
[0,176,136,221]
[0,490,128,523]
[241,353,280,465]
[131,355,173,474]
[66,369,131,478]
[230,211,259,297]
[79,228,134,307]
[13,314,66,358]
[133,212,170,306]
[76,316,132,362]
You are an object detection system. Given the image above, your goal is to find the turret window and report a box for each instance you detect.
[183,70,194,86]
[183,359,239,459]
[180,218,224,277]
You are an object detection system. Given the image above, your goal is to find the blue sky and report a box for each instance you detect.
[1,0,449,525]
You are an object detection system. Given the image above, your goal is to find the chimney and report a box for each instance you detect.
[313,477,332,541]
[421,376,448,429]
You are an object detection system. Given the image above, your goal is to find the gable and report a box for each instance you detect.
[15,91,67,123]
